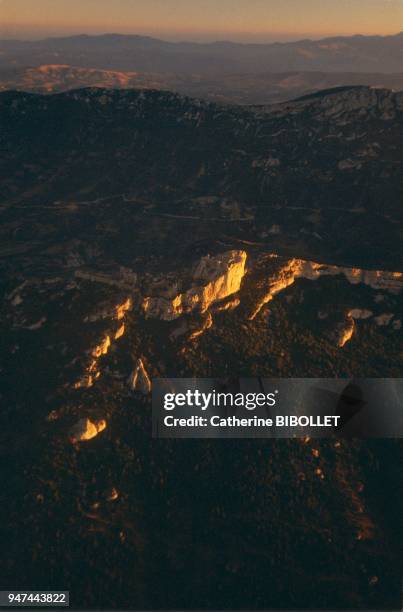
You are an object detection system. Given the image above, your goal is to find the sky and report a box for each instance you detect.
[0,0,402,42]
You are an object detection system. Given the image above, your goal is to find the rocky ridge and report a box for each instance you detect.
[54,247,403,448]
[248,255,403,321]
[143,250,246,321]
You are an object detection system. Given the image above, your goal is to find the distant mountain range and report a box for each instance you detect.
[1,32,403,74]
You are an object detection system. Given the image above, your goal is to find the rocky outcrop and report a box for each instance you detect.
[74,297,132,389]
[92,335,111,358]
[114,324,125,339]
[69,417,107,443]
[337,318,356,348]
[249,255,403,320]
[116,297,132,320]
[143,250,247,321]
[128,358,152,394]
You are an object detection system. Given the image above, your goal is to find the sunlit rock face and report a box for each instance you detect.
[128,358,152,394]
[69,418,107,443]
[192,250,247,311]
[74,297,132,389]
[249,256,403,320]
[337,317,356,348]
[92,335,111,358]
[143,250,247,321]
[116,298,132,321]
[114,324,125,339]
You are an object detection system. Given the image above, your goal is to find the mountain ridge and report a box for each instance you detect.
[1,85,402,269]
[3,30,403,46]
[1,31,403,73]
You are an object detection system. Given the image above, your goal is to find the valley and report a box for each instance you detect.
[1,63,403,105]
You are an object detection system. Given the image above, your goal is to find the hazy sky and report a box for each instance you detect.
[1,0,402,41]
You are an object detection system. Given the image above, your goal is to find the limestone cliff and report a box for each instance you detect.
[143,250,247,321]
[249,256,403,320]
